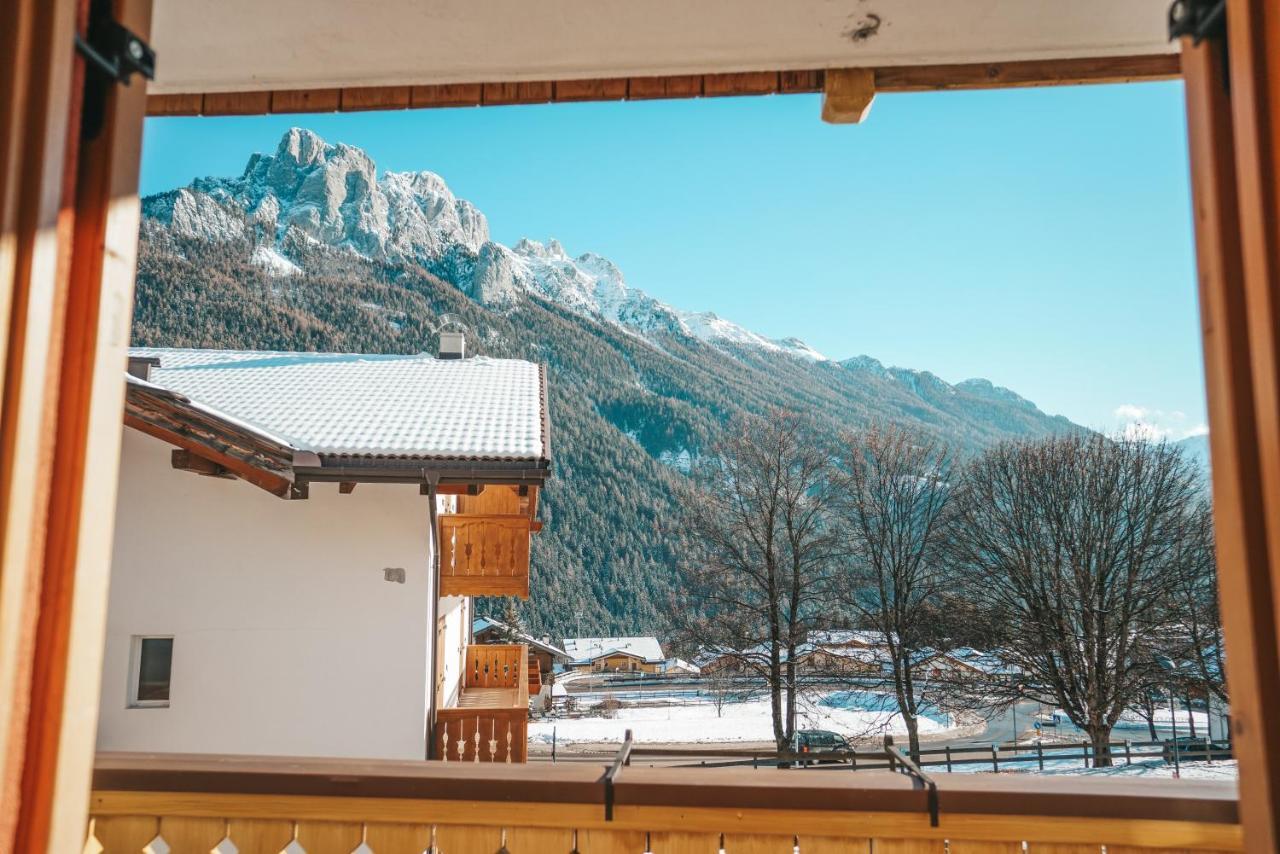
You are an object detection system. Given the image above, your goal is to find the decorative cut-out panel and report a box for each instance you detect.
[141,834,170,854]
[438,514,531,598]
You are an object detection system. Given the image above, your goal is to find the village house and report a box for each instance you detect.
[98,343,550,762]
[563,636,665,674]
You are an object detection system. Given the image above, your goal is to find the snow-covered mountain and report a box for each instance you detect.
[145,127,826,362]
[134,127,1085,634]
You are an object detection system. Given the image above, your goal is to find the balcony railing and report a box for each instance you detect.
[88,753,1241,852]
[437,644,529,763]
[438,514,532,598]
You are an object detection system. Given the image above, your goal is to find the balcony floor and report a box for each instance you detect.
[457,686,521,708]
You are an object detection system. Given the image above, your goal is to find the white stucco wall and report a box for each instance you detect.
[98,429,437,759]
[437,595,470,709]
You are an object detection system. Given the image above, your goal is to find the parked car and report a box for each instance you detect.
[1162,735,1232,763]
[791,730,852,765]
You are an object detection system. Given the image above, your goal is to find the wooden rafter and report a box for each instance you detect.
[170,450,234,479]
[145,54,1181,117]
[124,383,295,498]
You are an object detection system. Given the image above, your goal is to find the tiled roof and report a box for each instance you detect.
[562,636,665,664]
[130,348,549,463]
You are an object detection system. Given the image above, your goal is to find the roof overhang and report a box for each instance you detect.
[124,376,551,499]
[146,0,1178,98]
[125,375,298,498]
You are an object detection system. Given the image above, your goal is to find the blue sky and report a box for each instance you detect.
[140,82,1205,437]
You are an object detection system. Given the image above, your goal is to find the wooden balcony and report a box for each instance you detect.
[528,651,543,695]
[438,514,533,598]
[436,644,529,762]
[88,753,1241,852]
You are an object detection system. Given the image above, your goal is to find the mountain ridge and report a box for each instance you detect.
[144,127,1058,410]
[132,127,1082,634]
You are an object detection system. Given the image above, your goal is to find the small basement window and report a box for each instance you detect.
[129,636,173,707]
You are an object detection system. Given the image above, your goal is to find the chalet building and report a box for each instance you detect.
[563,636,665,673]
[99,346,550,762]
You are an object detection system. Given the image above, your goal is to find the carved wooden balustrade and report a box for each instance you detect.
[436,644,529,763]
[87,753,1241,853]
[438,514,533,598]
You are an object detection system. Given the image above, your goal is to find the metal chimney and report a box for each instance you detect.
[438,330,466,360]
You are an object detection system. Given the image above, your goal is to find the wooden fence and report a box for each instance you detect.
[616,737,1233,773]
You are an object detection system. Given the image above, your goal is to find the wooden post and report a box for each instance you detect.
[2,0,151,852]
[0,0,83,846]
[945,745,952,773]
[990,743,998,773]
[1082,741,1090,769]
[1181,4,1280,847]
[1125,739,1132,765]
[1036,741,1044,772]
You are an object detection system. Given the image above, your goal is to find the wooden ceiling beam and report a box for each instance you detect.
[145,53,1181,118]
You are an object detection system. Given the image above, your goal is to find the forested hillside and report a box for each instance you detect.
[131,128,1080,636]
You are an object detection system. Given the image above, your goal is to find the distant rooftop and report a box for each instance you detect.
[129,348,549,463]
[473,616,569,659]
[562,636,665,664]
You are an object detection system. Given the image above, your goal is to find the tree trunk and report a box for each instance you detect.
[784,655,797,746]
[1185,695,1198,738]
[1138,695,1158,741]
[903,711,921,760]
[770,660,785,751]
[897,657,922,760]
[1087,722,1114,767]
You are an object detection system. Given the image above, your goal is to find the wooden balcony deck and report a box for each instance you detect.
[87,753,1241,852]
[436,645,530,763]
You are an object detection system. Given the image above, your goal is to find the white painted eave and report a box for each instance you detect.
[147,0,1178,95]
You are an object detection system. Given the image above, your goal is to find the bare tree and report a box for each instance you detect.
[948,434,1203,766]
[826,424,955,760]
[1171,500,1227,705]
[704,667,751,718]
[674,411,835,751]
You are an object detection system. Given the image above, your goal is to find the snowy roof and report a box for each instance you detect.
[563,636,664,664]
[130,348,549,463]
[472,616,569,659]
[660,658,701,674]
[808,630,889,648]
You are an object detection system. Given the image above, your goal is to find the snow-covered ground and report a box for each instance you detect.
[1007,758,1237,781]
[1037,706,1212,733]
[531,692,956,745]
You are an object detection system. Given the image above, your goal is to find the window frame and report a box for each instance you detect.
[127,635,174,709]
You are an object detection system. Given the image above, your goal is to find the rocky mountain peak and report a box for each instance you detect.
[145,128,837,363]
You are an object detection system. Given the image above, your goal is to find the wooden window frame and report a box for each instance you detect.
[1,0,1279,850]
[125,635,172,709]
